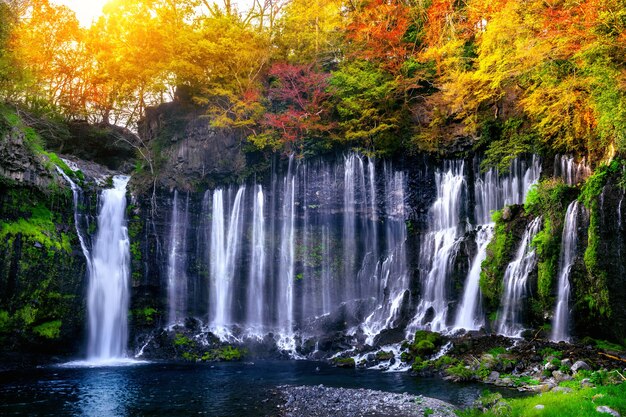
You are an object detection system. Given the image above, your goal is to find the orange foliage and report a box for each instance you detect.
[347,0,411,72]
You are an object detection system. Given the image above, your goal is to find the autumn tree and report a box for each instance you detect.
[252,62,333,153]
[346,0,412,73]
[8,0,86,116]
[274,0,344,65]
[329,60,405,153]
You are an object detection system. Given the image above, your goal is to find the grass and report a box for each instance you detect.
[458,384,626,417]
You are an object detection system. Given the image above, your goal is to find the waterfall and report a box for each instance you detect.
[453,156,541,331]
[409,161,466,332]
[209,186,245,332]
[343,154,367,300]
[277,156,296,338]
[362,165,408,342]
[551,201,582,342]
[474,156,542,224]
[453,225,493,330]
[554,155,591,185]
[496,216,543,337]
[87,176,131,360]
[55,167,92,273]
[246,185,266,329]
[167,190,189,326]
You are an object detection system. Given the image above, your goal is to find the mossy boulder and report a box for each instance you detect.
[333,357,356,368]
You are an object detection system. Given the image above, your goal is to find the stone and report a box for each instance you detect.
[571,360,591,372]
[528,384,552,393]
[560,359,572,368]
[544,361,557,371]
[486,371,500,383]
[580,378,594,388]
[535,405,545,410]
[551,386,573,393]
[596,406,621,417]
[502,206,512,220]
[552,370,573,382]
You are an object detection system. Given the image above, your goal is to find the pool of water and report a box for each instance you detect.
[0,360,506,416]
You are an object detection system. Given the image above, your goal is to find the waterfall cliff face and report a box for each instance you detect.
[146,153,550,351]
[154,154,410,347]
[124,150,626,356]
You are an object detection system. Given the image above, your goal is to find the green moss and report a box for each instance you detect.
[375,350,394,361]
[488,346,507,356]
[333,357,356,368]
[0,201,71,253]
[411,356,429,372]
[132,307,157,325]
[445,362,474,381]
[409,330,443,357]
[182,352,198,361]
[480,209,516,311]
[539,347,563,360]
[201,346,245,362]
[174,334,193,347]
[432,355,459,369]
[32,320,62,339]
[0,310,10,333]
[577,161,621,319]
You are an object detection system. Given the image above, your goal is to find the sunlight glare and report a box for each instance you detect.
[52,0,108,27]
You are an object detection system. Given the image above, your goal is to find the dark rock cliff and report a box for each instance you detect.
[138,99,247,190]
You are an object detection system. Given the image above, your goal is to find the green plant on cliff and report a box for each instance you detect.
[0,201,71,253]
[524,179,576,316]
[480,209,516,312]
[201,346,246,362]
[578,160,622,318]
[32,320,62,339]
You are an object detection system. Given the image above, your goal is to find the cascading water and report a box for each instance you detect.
[453,225,493,330]
[247,185,266,330]
[362,165,409,342]
[209,186,245,333]
[474,156,541,225]
[167,190,190,326]
[87,176,131,360]
[496,216,543,337]
[453,156,541,331]
[551,201,582,342]
[193,153,409,349]
[55,167,92,273]
[277,157,296,341]
[554,155,591,185]
[409,161,466,332]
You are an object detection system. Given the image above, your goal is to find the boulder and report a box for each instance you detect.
[552,370,573,382]
[597,406,621,417]
[571,360,591,373]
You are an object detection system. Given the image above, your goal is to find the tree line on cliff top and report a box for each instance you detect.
[1,0,625,164]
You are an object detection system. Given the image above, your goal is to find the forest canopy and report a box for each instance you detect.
[1,0,626,162]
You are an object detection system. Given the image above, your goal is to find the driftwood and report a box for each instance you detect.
[598,351,626,364]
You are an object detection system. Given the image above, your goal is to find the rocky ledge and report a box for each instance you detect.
[277,385,456,417]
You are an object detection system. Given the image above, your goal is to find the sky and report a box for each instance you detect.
[52,0,108,27]
[51,1,258,27]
